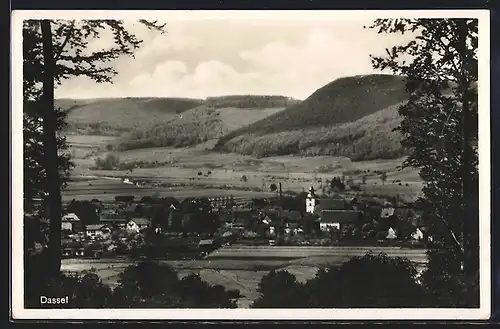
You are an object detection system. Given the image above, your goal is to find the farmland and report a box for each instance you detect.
[64,133,423,203]
[61,246,427,308]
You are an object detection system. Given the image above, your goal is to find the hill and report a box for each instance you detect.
[115,105,287,151]
[57,97,204,136]
[221,102,406,161]
[215,74,408,148]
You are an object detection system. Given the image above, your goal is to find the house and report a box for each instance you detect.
[315,198,347,214]
[61,221,73,232]
[85,224,112,240]
[100,217,128,228]
[126,218,151,233]
[411,227,424,241]
[62,213,84,232]
[380,207,395,219]
[62,213,80,222]
[198,239,215,252]
[319,210,362,232]
[386,227,397,240]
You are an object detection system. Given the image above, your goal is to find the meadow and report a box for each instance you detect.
[61,246,427,308]
[64,132,423,202]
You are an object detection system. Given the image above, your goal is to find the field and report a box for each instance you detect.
[64,133,422,202]
[61,246,427,308]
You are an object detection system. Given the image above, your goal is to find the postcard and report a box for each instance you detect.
[11,9,491,320]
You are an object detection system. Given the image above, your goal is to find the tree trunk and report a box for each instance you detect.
[40,20,62,276]
[457,19,475,275]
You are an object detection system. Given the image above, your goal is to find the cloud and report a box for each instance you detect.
[54,20,413,100]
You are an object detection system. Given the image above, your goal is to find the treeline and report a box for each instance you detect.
[251,252,478,308]
[115,112,225,151]
[217,105,407,161]
[25,260,240,308]
[204,95,299,109]
[25,252,478,308]
[215,75,408,148]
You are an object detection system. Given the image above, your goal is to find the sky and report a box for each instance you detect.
[54,18,414,100]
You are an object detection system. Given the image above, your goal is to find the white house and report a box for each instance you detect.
[85,224,112,240]
[62,213,80,222]
[386,227,397,240]
[411,228,424,241]
[126,218,151,233]
[61,221,73,232]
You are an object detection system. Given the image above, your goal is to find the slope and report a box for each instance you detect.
[115,95,294,151]
[215,74,408,149]
[221,102,406,161]
[57,97,204,136]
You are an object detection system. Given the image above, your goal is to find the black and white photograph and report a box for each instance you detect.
[11,10,491,320]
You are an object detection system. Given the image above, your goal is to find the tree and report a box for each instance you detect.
[24,19,166,276]
[329,177,346,192]
[269,183,278,193]
[252,270,309,308]
[379,172,387,185]
[306,253,427,307]
[368,19,479,305]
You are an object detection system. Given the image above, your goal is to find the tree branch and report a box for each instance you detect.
[53,20,76,62]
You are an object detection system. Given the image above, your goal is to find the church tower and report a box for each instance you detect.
[305,186,318,214]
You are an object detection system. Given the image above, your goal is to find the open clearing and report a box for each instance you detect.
[62,246,427,308]
[65,134,423,202]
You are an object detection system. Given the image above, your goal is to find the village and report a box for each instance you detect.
[25,176,431,261]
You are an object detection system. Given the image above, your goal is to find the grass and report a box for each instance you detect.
[65,134,422,203]
[57,97,204,136]
[61,246,427,308]
[115,106,286,151]
[219,102,406,160]
[215,74,408,148]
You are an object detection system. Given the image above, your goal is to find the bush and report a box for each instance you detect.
[251,252,428,308]
[240,175,248,182]
[93,153,120,170]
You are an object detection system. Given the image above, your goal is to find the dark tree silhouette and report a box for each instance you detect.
[368,18,479,306]
[24,19,165,276]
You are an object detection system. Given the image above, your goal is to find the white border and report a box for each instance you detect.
[11,9,491,320]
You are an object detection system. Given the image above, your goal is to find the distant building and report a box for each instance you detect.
[126,218,151,233]
[85,224,112,240]
[319,210,362,232]
[411,228,424,241]
[386,227,397,240]
[62,213,80,222]
[305,186,318,213]
[100,217,128,228]
[62,213,83,232]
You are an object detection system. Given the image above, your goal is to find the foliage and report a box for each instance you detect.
[26,260,239,308]
[58,97,204,136]
[368,18,479,305]
[217,102,406,160]
[111,262,238,308]
[115,104,285,151]
[66,200,100,225]
[252,252,428,308]
[380,172,388,185]
[204,95,299,109]
[252,270,310,308]
[330,177,346,192]
[23,19,165,276]
[217,74,407,143]
[93,153,121,170]
[269,183,278,192]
